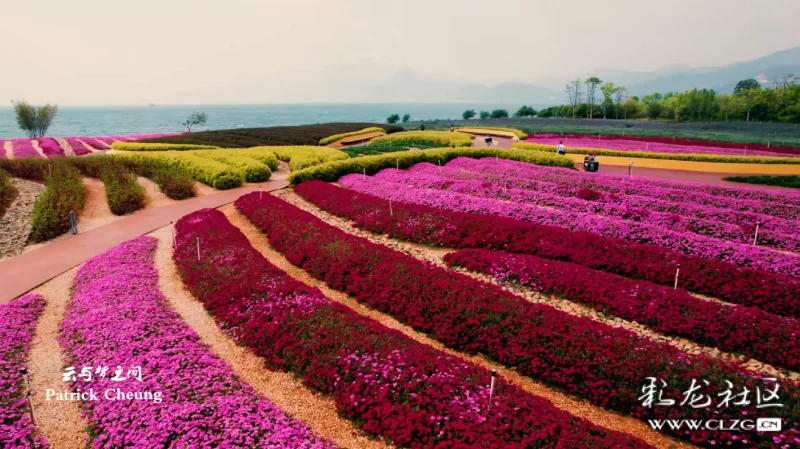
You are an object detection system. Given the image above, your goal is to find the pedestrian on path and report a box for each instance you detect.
[557,141,566,155]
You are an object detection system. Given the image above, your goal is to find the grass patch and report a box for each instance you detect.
[372,131,473,148]
[723,175,800,189]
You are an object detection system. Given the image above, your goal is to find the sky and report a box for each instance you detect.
[1,0,799,105]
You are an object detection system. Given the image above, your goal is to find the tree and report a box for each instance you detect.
[734,79,760,96]
[490,109,509,119]
[13,101,58,138]
[479,110,491,119]
[565,78,582,119]
[180,111,208,132]
[621,97,641,120]
[462,109,476,120]
[613,86,628,119]
[717,94,743,121]
[401,114,411,123]
[600,82,617,119]
[386,114,400,124]
[737,88,762,122]
[513,106,536,118]
[584,77,602,119]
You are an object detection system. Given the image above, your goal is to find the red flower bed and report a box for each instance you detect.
[295,180,800,319]
[443,248,800,371]
[236,191,800,449]
[174,208,648,449]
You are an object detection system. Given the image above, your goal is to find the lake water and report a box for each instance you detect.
[0,103,529,139]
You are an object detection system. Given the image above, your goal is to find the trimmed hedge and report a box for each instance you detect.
[268,146,348,170]
[163,154,242,189]
[101,163,147,215]
[232,148,280,171]
[110,142,220,151]
[151,167,196,200]
[0,169,15,217]
[194,152,272,182]
[456,127,528,139]
[372,131,473,148]
[28,162,85,242]
[723,175,800,189]
[319,127,385,145]
[288,147,575,184]
[513,142,800,164]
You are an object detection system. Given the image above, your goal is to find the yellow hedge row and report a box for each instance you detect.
[111,142,220,151]
[371,131,473,148]
[456,127,528,139]
[195,153,272,182]
[512,142,800,165]
[288,147,573,184]
[319,127,386,146]
[265,146,349,170]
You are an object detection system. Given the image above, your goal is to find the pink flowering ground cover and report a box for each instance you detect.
[381,165,800,253]
[526,134,800,158]
[63,138,93,156]
[2,133,180,159]
[11,139,40,158]
[60,236,334,449]
[0,294,48,449]
[36,138,65,158]
[175,206,650,449]
[419,160,800,247]
[339,173,800,277]
[446,157,800,219]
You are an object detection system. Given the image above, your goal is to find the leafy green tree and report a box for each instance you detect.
[513,106,536,118]
[738,88,763,122]
[584,77,602,119]
[13,101,58,138]
[479,110,491,119]
[462,109,476,120]
[490,109,509,118]
[734,79,760,95]
[180,111,208,132]
[401,114,411,123]
[613,86,628,119]
[386,114,400,124]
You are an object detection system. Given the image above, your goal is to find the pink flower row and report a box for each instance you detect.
[526,134,800,158]
[0,133,179,159]
[339,173,800,276]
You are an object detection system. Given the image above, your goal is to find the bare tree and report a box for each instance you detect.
[180,111,208,132]
[565,78,582,119]
[613,86,628,119]
[584,77,602,119]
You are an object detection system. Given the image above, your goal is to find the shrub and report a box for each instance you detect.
[0,169,15,216]
[319,127,385,145]
[372,131,473,148]
[167,154,243,189]
[233,147,280,171]
[513,142,800,164]
[723,175,800,189]
[151,167,196,200]
[268,146,348,170]
[195,152,272,182]
[110,142,219,151]
[101,163,147,215]
[455,126,528,139]
[28,162,84,242]
[0,158,50,180]
[288,147,574,184]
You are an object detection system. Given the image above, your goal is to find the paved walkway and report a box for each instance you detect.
[0,179,288,304]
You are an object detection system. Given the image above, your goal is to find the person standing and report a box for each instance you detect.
[557,141,566,155]
[420,124,426,131]
[449,124,454,132]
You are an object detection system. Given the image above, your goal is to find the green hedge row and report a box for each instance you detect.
[28,162,85,243]
[233,148,280,171]
[372,131,473,148]
[0,168,15,217]
[288,147,574,184]
[513,142,800,164]
[723,175,800,189]
[195,153,272,182]
[456,126,528,139]
[269,145,349,170]
[319,127,385,145]
[101,163,148,215]
[111,142,220,151]
[158,154,243,190]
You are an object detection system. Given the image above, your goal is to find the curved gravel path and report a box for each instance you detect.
[0,179,45,259]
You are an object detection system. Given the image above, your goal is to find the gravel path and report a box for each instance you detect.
[137,176,178,209]
[149,225,391,449]
[275,188,796,382]
[27,267,89,449]
[0,179,45,259]
[224,202,696,449]
[4,140,14,159]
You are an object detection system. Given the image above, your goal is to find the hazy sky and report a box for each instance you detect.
[2,0,798,105]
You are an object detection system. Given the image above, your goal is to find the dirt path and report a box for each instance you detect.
[3,140,14,159]
[223,203,695,449]
[275,189,796,382]
[27,267,88,449]
[56,138,75,157]
[0,179,45,259]
[137,176,177,209]
[31,140,48,158]
[149,225,391,449]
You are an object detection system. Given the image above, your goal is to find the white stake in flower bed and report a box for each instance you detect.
[396,159,399,170]
[674,264,681,289]
[196,236,201,261]
[488,370,497,409]
[388,199,393,216]
[628,163,633,178]
[363,168,366,180]
[753,222,761,246]
[21,367,35,424]
[767,141,770,148]
[171,221,176,249]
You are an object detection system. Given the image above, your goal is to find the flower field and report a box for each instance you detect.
[526,134,800,158]
[0,133,178,159]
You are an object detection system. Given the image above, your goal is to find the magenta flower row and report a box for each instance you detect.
[0,294,48,449]
[175,206,650,449]
[242,188,800,449]
[2,133,179,159]
[60,236,334,449]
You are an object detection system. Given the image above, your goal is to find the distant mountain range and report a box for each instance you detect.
[300,47,799,106]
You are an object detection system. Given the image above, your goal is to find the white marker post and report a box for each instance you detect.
[674,264,681,289]
[396,159,399,170]
[389,199,393,216]
[171,221,176,249]
[21,367,35,425]
[753,222,760,246]
[196,236,201,261]
[488,370,497,410]
[628,163,633,178]
[363,168,366,180]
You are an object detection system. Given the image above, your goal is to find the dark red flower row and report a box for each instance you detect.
[294,180,800,319]
[237,190,800,449]
[174,207,649,449]
[443,248,800,371]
